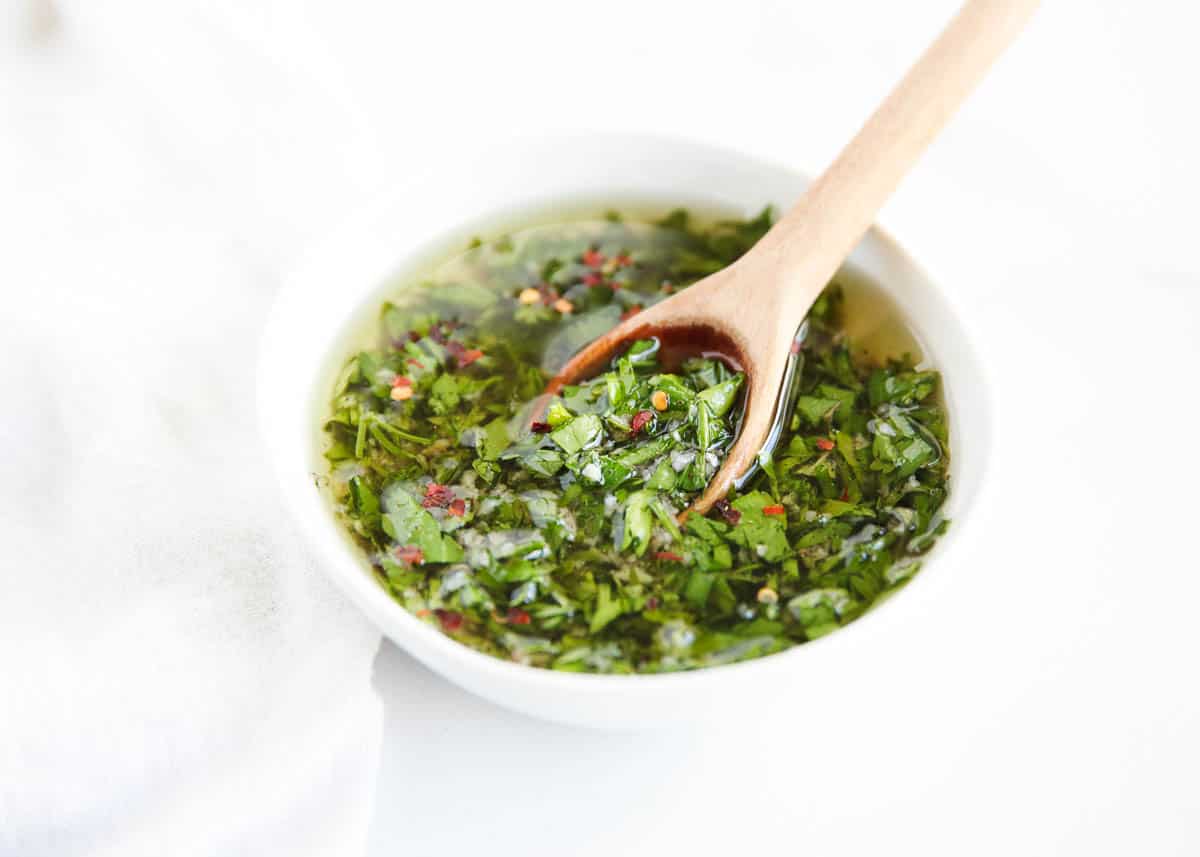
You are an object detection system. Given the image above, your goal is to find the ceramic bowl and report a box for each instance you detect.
[257,133,991,729]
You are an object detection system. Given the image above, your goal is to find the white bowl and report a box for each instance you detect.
[257,134,991,730]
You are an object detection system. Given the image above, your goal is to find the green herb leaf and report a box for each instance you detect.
[795,395,842,426]
[550,414,603,455]
[697,374,744,419]
[728,491,790,562]
[380,487,464,563]
[590,583,623,633]
[621,490,656,556]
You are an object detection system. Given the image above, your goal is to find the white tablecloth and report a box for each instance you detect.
[1,3,384,854]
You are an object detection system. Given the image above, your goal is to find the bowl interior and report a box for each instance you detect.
[258,134,991,729]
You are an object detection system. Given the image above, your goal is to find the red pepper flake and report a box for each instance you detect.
[442,340,484,367]
[506,607,531,625]
[763,505,786,516]
[441,336,482,364]
[391,375,413,388]
[457,348,484,368]
[435,609,463,632]
[614,253,633,268]
[619,304,642,322]
[646,596,660,610]
[713,498,741,525]
[407,330,422,342]
[447,498,467,517]
[406,358,425,369]
[839,487,850,502]
[582,272,603,287]
[530,420,551,433]
[660,281,674,293]
[653,551,684,562]
[630,410,654,435]
[421,482,455,509]
[395,545,425,565]
[815,438,835,451]
[582,248,605,268]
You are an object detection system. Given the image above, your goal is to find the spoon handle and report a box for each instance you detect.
[757,0,1040,320]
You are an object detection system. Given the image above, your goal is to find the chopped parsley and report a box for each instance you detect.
[323,209,950,673]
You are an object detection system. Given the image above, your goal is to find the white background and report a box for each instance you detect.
[3,1,1198,855]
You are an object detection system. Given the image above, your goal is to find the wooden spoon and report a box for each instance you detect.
[547,0,1039,515]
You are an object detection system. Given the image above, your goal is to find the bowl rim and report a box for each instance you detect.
[257,131,994,697]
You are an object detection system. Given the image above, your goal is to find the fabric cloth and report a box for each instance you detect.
[0,2,386,854]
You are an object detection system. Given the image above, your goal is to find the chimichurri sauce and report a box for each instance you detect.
[323,208,950,673]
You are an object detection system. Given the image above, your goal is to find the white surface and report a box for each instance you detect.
[2,0,1198,854]
[260,134,993,729]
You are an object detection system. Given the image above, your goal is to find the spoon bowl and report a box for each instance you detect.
[545,250,816,515]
